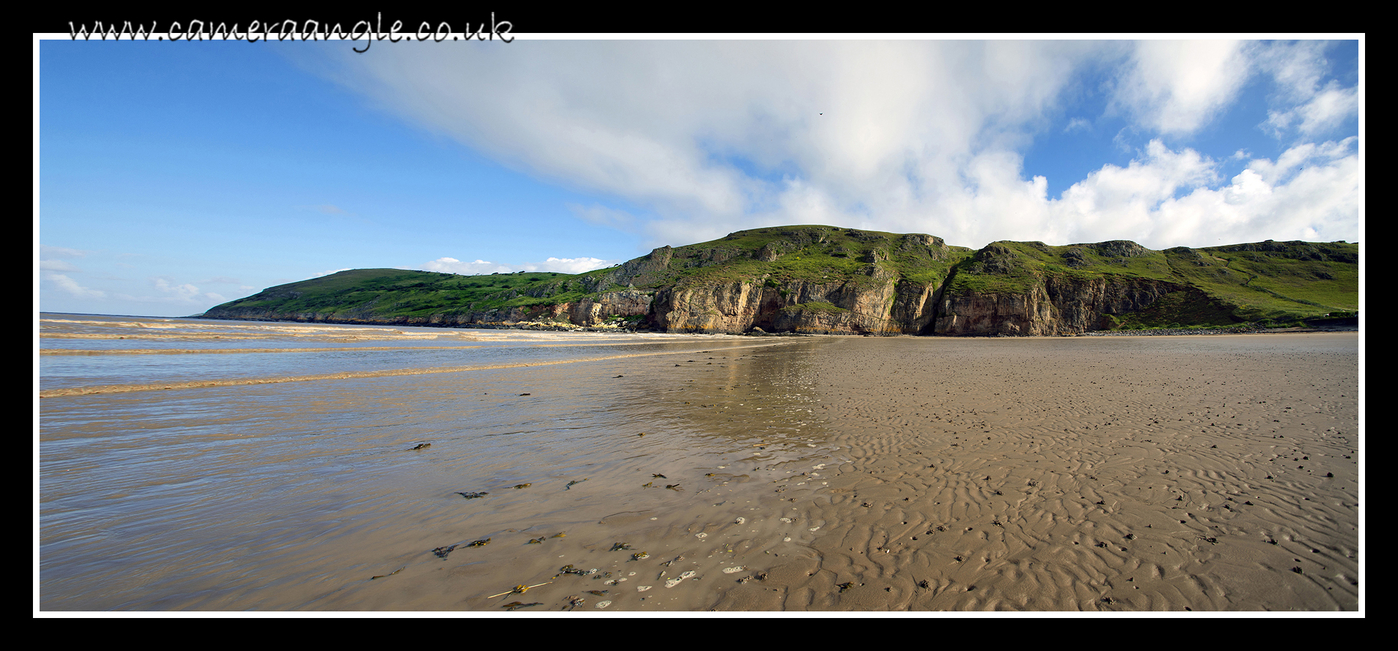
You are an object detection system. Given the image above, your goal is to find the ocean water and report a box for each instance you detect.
[38,314,834,611]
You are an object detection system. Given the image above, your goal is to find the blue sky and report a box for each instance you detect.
[37,36,1361,317]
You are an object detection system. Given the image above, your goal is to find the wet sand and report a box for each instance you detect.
[721,332,1361,612]
[38,328,1360,613]
[40,333,832,612]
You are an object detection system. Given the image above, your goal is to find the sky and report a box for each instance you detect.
[37,33,1362,317]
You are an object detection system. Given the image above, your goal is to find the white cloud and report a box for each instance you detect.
[40,245,87,259]
[150,277,226,305]
[1255,41,1359,140]
[519,257,617,274]
[1052,138,1357,248]
[1246,137,1356,186]
[1109,41,1252,136]
[420,256,617,275]
[301,40,1356,252]
[421,257,510,275]
[152,277,200,298]
[1253,40,1331,101]
[309,41,1094,243]
[1290,81,1359,136]
[1047,140,1218,245]
[40,259,78,272]
[45,272,106,299]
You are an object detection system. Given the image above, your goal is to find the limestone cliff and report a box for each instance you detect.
[647,266,944,335]
[934,274,1187,336]
[201,227,1358,336]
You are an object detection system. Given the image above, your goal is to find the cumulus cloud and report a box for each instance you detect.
[1050,140,1218,243]
[1052,138,1357,247]
[421,258,510,275]
[1282,81,1359,136]
[1109,41,1252,136]
[520,257,618,273]
[301,39,1357,252]
[421,256,617,275]
[307,41,1089,237]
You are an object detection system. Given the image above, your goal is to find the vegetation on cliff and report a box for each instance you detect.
[940,238,1357,328]
[202,226,1358,335]
[205,268,578,320]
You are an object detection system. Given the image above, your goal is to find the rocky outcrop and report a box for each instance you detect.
[573,246,674,293]
[934,274,1182,336]
[648,263,943,335]
[201,228,1356,337]
[562,289,654,326]
[207,264,1184,337]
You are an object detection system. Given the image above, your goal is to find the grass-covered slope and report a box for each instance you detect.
[203,227,1358,331]
[1177,241,1359,321]
[943,238,1358,328]
[633,225,972,290]
[202,268,579,321]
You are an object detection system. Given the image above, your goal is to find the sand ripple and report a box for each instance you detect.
[39,327,1359,613]
[708,334,1360,612]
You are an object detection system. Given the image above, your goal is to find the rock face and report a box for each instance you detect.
[646,263,946,336]
[935,275,1181,336]
[569,289,652,325]
[642,271,1181,337]
[576,247,674,293]
[420,288,656,328]
[201,228,1358,336]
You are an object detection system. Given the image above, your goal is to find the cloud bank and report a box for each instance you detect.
[307,39,1359,253]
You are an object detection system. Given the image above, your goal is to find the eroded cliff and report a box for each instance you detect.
[202,227,1358,336]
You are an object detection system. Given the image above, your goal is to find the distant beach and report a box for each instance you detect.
[38,315,1359,612]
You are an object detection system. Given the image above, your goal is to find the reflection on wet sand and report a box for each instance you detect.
[38,316,1360,612]
[37,344,791,398]
[41,346,485,355]
[39,315,840,611]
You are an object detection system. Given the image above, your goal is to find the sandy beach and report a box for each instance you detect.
[38,321,1360,613]
[715,332,1360,611]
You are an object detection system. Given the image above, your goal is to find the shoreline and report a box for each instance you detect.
[39,325,1360,613]
[188,312,1358,338]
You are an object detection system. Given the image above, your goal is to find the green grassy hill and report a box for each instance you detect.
[943,238,1358,328]
[207,268,577,320]
[203,226,1358,333]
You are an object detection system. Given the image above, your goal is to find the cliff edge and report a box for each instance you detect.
[202,227,1358,336]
